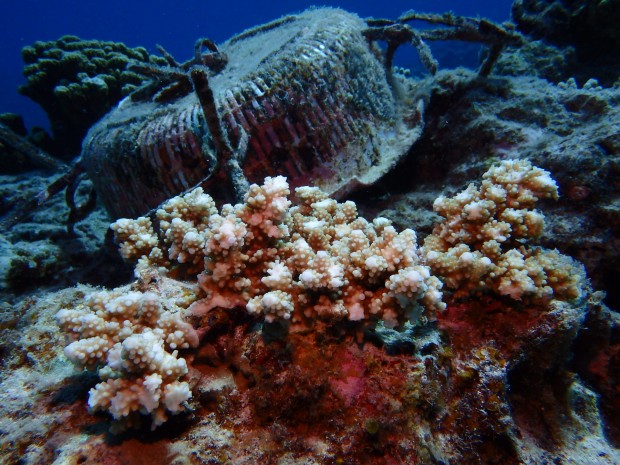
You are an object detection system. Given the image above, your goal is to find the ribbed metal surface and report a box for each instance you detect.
[83,99,214,217]
[82,8,424,218]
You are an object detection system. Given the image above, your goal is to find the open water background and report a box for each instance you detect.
[1,0,513,130]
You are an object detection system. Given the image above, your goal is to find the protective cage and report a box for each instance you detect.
[81,8,425,218]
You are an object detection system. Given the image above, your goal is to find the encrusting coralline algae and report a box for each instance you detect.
[56,159,585,431]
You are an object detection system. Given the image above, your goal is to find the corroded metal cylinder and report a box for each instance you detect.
[82,8,425,218]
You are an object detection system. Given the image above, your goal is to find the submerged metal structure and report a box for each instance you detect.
[81,8,425,218]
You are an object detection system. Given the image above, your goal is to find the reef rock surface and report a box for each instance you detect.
[1,5,620,465]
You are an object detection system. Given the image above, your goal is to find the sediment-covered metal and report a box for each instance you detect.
[81,8,425,218]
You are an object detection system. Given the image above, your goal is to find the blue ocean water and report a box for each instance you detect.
[1,1,513,130]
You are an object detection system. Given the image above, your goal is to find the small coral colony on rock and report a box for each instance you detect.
[1,2,620,465]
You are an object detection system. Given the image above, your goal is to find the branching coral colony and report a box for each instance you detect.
[56,159,586,430]
[423,159,585,302]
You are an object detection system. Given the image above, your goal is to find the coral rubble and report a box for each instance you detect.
[0,171,127,296]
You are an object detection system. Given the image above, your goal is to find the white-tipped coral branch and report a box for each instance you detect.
[423,159,585,302]
[58,162,587,430]
[115,175,445,328]
[56,278,199,431]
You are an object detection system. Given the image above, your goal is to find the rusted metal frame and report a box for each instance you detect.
[0,123,66,171]
[365,12,523,77]
[1,159,96,232]
[399,12,522,76]
[228,15,296,46]
[65,169,98,235]
[190,66,249,202]
[129,39,229,103]
[363,23,438,76]
[155,44,181,67]
[398,11,521,45]
[194,38,228,73]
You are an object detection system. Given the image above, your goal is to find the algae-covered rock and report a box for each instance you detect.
[371,69,620,308]
[0,113,58,173]
[0,172,130,296]
[512,0,620,50]
[508,0,620,86]
[18,35,166,159]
